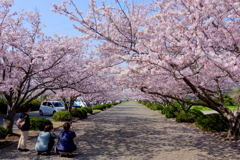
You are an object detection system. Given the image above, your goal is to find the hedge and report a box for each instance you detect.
[195,113,229,132]
[52,111,72,121]
[92,105,106,111]
[81,107,93,114]
[71,108,88,119]
[161,106,179,118]
[176,109,204,123]
[30,116,53,131]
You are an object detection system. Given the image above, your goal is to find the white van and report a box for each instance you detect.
[39,101,65,116]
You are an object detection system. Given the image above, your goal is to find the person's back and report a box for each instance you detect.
[35,125,57,155]
[56,122,76,154]
[57,130,76,152]
[19,112,30,131]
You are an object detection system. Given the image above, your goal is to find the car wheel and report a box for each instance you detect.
[53,111,56,115]
[39,110,43,116]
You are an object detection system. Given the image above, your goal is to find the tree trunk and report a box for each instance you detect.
[68,97,76,113]
[227,95,240,139]
[227,112,240,140]
[3,112,16,136]
[237,95,240,112]
[62,98,68,111]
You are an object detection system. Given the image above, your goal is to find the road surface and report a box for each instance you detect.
[1,102,240,160]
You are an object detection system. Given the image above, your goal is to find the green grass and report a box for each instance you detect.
[191,106,213,111]
[191,105,238,111]
[227,106,238,111]
[51,120,60,122]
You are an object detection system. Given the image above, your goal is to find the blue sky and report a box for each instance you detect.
[12,0,91,37]
[12,0,151,37]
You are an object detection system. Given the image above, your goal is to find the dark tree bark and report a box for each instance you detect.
[3,105,16,136]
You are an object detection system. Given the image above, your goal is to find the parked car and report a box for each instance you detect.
[60,101,82,109]
[72,103,82,108]
[39,101,65,116]
[115,100,121,103]
[106,101,113,104]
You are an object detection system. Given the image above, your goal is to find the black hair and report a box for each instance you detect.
[23,106,31,112]
[63,122,71,131]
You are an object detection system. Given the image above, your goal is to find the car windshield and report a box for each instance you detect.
[53,102,64,107]
[74,102,79,105]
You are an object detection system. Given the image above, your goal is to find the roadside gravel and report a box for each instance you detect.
[1,101,240,160]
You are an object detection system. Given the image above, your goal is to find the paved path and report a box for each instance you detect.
[1,102,240,160]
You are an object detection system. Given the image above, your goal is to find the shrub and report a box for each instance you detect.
[176,109,204,123]
[30,116,53,131]
[29,99,42,111]
[0,100,7,114]
[111,102,119,106]
[102,104,110,109]
[161,106,178,118]
[195,113,229,132]
[81,107,93,114]
[52,111,72,121]
[80,108,88,118]
[197,95,235,106]
[71,108,81,117]
[151,104,164,111]
[143,102,164,111]
[190,108,205,116]
[0,126,6,139]
[223,95,235,106]
[108,104,112,108]
[140,101,148,105]
[71,108,87,119]
[146,103,154,109]
[92,102,117,111]
[172,100,181,108]
[92,105,105,111]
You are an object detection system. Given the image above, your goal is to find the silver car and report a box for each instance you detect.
[39,101,65,116]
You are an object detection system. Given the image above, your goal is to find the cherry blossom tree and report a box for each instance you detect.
[53,0,240,138]
[53,45,126,110]
[0,0,88,135]
[77,70,126,105]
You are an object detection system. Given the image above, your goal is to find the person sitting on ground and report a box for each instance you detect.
[56,122,77,157]
[35,125,57,155]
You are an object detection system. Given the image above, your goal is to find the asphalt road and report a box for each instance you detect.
[0,111,53,132]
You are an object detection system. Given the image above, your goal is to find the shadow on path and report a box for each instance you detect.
[1,101,240,160]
